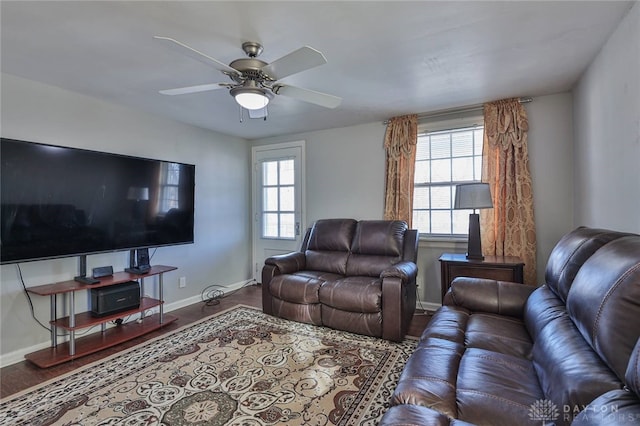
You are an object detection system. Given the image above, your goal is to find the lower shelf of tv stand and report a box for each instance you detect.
[52,297,164,330]
[24,313,177,368]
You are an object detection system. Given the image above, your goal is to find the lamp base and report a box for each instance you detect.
[466,253,485,260]
[466,213,484,260]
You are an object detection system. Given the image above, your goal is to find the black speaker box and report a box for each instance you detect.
[91,281,140,317]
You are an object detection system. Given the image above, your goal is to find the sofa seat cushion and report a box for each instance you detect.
[381,404,476,426]
[318,276,382,313]
[391,304,539,422]
[269,271,342,304]
[456,348,543,425]
[464,313,532,358]
[423,305,532,360]
[391,337,464,417]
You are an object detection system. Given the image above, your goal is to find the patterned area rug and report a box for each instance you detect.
[0,306,417,425]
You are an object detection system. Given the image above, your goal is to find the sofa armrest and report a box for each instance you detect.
[443,277,536,318]
[381,261,418,342]
[381,261,417,283]
[264,251,306,274]
[262,251,306,316]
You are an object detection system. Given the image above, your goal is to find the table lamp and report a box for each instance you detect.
[454,183,493,260]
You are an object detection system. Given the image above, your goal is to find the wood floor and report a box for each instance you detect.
[0,284,431,399]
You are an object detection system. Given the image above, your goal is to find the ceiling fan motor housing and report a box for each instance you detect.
[229,58,271,80]
[241,41,264,58]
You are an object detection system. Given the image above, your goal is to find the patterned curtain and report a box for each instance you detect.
[481,99,537,285]
[384,114,418,226]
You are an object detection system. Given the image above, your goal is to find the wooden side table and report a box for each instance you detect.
[438,253,525,301]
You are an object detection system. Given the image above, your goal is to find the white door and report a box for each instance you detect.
[252,141,305,282]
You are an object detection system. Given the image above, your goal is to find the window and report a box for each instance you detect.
[413,117,484,236]
[261,159,296,239]
[160,162,181,213]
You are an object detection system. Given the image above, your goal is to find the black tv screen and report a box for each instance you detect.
[1,138,195,264]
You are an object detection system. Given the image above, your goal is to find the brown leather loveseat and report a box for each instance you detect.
[380,226,640,425]
[261,218,418,341]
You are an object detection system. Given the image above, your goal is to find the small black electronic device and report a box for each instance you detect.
[74,275,100,285]
[125,248,151,274]
[91,281,140,317]
[92,265,114,279]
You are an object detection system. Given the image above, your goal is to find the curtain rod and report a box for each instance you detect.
[383,96,533,125]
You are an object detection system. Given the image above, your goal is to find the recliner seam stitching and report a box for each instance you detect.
[456,388,538,410]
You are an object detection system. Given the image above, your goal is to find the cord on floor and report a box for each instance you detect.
[201,279,257,306]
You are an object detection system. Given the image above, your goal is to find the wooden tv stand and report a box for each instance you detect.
[25,265,178,368]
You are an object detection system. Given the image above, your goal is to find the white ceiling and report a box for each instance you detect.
[1,1,634,140]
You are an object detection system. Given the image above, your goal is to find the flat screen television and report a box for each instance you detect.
[1,138,195,264]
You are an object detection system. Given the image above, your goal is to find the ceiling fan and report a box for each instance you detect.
[154,36,342,118]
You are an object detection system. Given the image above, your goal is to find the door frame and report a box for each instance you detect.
[251,140,306,281]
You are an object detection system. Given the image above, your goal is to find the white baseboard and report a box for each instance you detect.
[417,301,441,312]
[0,278,256,368]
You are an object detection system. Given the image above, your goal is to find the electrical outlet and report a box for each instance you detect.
[179,277,186,288]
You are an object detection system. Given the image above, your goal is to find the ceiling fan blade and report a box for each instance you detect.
[274,85,342,109]
[261,46,327,80]
[248,107,268,119]
[159,83,227,96]
[153,36,239,75]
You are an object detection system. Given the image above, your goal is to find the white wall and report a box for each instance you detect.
[253,122,387,224]
[526,93,575,282]
[0,74,252,364]
[251,94,575,306]
[573,2,640,233]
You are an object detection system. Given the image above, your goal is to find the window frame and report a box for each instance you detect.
[412,111,484,238]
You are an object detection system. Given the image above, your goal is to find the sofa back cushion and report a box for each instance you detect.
[544,227,631,302]
[305,219,357,275]
[531,310,623,423]
[566,235,640,380]
[627,338,640,396]
[351,220,407,256]
[346,220,407,277]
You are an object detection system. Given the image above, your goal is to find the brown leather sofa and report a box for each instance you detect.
[380,227,640,425]
[571,336,640,425]
[261,218,418,341]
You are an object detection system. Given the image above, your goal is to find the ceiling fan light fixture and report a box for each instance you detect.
[235,91,269,110]
[230,85,273,110]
